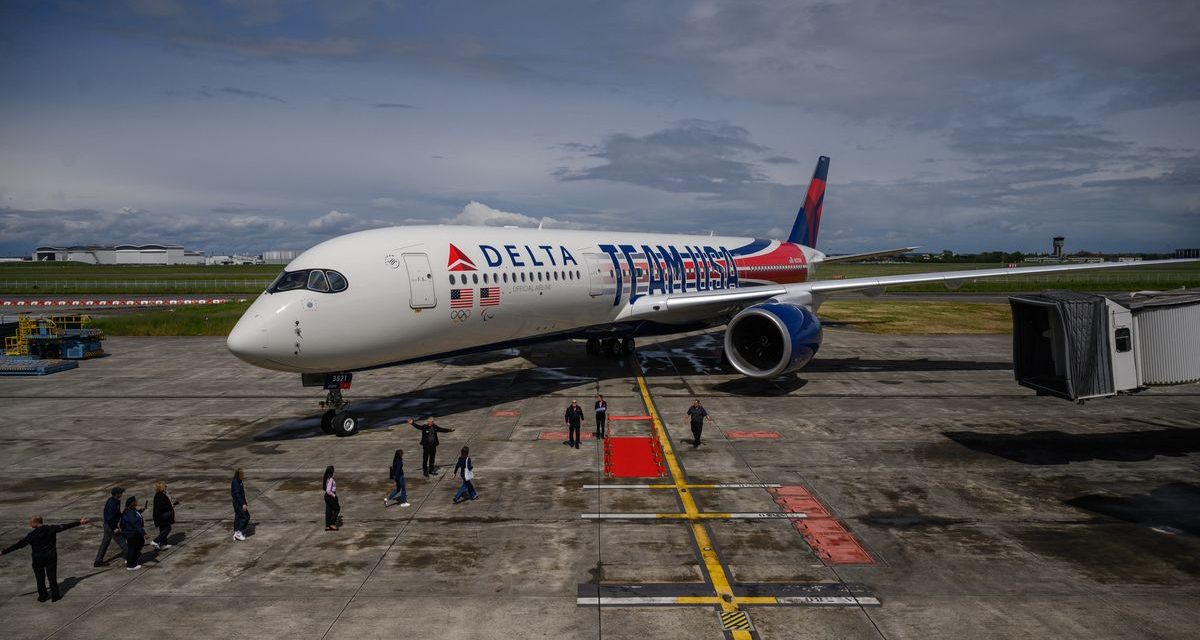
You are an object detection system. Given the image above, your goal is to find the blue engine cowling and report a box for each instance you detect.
[724,303,822,378]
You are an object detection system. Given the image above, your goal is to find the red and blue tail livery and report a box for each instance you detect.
[787,156,829,248]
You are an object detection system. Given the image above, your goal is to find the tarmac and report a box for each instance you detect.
[0,326,1198,639]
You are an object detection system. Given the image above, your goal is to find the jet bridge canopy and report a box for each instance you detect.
[1009,291,1114,401]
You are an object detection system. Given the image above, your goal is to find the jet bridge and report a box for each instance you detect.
[1009,289,1200,401]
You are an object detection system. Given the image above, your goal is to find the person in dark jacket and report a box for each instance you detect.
[594,395,608,439]
[151,481,178,550]
[323,466,340,531]
[119,496,146,571]
[564,400,585,448]
[412,416,454,476]
[686,399,711,447]
[384,449,409,507]
[231,469,249,541]
[2,515,90,601]
[452,447,478,503]
[93,486,128,567]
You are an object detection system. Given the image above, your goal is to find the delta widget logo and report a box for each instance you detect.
[447,243,477,271]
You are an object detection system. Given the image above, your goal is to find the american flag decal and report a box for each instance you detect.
[450,288,473,308]
[479,287,500,306]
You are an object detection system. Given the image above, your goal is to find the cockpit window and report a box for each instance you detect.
[307,270,330,292]
[326,270,348,292]
[267,269,350,294]
[269,270,309,292]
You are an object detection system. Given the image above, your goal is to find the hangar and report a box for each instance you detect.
[32,243,206,265]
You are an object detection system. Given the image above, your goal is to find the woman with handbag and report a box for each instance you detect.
[452,447,478,504]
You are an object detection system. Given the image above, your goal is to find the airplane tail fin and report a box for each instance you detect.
[787,155,829,248]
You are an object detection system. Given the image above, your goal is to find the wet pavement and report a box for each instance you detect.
[0,329,1197,639]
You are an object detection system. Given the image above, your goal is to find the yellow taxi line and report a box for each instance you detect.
[633,366,754,640]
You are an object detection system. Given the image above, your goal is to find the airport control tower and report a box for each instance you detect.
[1053,236,1065,259]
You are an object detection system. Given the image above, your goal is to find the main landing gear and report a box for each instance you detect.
[586,337,635,357]
[319,389,360,437]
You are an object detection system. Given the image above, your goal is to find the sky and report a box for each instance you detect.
[1,0,1198,257]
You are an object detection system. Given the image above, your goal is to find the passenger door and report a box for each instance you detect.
[403,253,437,309]
[584,253,617,298]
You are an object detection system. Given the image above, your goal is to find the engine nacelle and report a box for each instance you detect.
[724,303,822,378]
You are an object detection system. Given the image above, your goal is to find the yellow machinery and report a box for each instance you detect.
[4,314,103,358]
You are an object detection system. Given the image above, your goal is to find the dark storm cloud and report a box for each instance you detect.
[556,119,771,194]
[636,0,1200,122]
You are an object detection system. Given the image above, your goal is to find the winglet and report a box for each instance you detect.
[787,156,829,248]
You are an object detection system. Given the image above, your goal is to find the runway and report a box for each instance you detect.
[0,328,1197,639]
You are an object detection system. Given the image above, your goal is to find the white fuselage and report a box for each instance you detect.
[227,226,817,373]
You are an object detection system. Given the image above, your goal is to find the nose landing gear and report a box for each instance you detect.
[319,389,360,437]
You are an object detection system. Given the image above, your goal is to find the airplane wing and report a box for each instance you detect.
[815,246,917,264]
[623,258,1198,321]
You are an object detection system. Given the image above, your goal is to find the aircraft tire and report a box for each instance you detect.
[586,338,600,355]
[620,338,635,355]
[602,338,618,356]
[333,413,360,437]
[320,410,336,435]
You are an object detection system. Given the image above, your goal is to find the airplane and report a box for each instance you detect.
[227,156,1195,436]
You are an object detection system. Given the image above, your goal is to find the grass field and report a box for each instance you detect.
[812,261,1200,292]
[819,300,1012,334]
[0,262,279,294]
[92,301,254,336]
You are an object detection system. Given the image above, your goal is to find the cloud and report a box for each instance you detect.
[197,86,286,103]
[372,102,414,109]
[556,119,772,194]
[451,201,552,227]
[631,0,1200,122]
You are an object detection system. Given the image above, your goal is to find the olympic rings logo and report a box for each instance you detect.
[450,309,470,322]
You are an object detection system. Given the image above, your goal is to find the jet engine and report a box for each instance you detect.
[723,302,822,378]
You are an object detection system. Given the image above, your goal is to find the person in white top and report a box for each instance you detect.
[323,466,340,531]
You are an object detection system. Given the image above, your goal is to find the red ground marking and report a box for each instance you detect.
[607,415,653,421]
[491,409,520,417]
[808,532,876,564]
[604,436,665,478]
[773,496,832,517]
[725,430,781,439]
[769,486,812,498]
[794,519,848,535]
[537,431,594,441]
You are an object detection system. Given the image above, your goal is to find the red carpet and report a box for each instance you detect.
[604,436,665,478]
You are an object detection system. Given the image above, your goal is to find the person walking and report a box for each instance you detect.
[2,515,90,602]
[231,469,250,541]
[93,486,128,567]
[594,394,608,439]
[452,446,478,503]
[384,449,409,507]
[151,482,178,550]
[323,466,341,531]
[119,496,146,571]
[412,416,454,476]
[686,399,712,447]
[564,400,585,449]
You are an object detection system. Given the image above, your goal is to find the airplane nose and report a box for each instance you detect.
[227,312,269,366]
